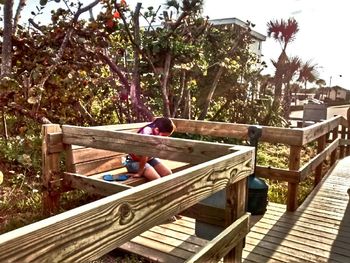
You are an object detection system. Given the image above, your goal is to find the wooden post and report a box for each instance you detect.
[340,126,346,158]
[314,135,326,186]
[42,124,62,215]
[347,107,350,156]
[287,146,301,212]
[330,127,338,165]
[224,178,247,263]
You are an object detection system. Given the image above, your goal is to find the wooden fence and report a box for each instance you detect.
[0,125,255,263]
[171,107,350,211]
[0,107,349,262]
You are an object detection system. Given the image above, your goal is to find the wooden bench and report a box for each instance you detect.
[35,124,254,262]
[64,146,192,190]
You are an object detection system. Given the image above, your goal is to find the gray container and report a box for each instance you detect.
[195,190,226,240]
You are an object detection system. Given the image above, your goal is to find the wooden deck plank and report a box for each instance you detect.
[117,156,350,263]
[243,156,350,263]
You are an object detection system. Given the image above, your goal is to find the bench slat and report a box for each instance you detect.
[74,155,125,176]
[71,147,126,165]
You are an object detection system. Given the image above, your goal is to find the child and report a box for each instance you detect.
[125,117,176,181]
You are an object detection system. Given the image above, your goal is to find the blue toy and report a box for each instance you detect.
[103,174,129,181]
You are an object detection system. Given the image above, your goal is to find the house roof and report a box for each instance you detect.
[209,17,266,41]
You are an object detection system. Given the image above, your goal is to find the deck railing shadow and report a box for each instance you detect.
[170,111,349,262]
[328,156,350,262]
[244,154,350,262]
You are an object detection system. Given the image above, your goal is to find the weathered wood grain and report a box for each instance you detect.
[302,116,342,145]
[74,155,125,176]
[314,134,326,185]
[186,213,250,263]
[114,157,350,263]
[171,118,304,145]
[64,172,131,196]
[287,145,301,211]
[299,138,340,181]
[255,166,299,183]
[42,124,62,215]
[93,122,148,130]
[62,125,238,164]
[47,132,64,153]
[0,148,253,263]
[70,147,126,165]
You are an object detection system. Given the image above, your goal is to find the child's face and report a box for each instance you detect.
[154,128,172,137]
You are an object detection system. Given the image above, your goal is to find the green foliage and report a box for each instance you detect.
[257,142,317,204]
[258,142,289,168]
[0,118,42,174]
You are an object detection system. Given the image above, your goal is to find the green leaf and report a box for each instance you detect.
[39,0,48,6]
[27,96,39,104]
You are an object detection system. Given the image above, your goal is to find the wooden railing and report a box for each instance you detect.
[0,107,349,262]
[171,107,350,212]
[0,125,255,263]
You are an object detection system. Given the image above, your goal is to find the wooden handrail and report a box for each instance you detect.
[186,213,250,263]
[62,125,237,164]
[171,118,304,145]
[0,146,254,262]
[298,138,340,181]
[255,166,300,183]
[301,115,344,145]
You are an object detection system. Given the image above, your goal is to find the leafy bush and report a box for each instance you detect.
[257,142,317,204]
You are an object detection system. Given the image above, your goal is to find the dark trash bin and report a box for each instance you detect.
[195,125,268,240]
[247,126,268,215]
[247,174,268,215]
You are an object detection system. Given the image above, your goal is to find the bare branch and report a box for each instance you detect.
[28,18,43,33]
[116,3,158,73]
[74,100,96,124]
[13,0,27,34]
[96,52,131,90]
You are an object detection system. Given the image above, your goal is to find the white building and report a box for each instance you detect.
[209,17,266,57]
[318,86,350,101]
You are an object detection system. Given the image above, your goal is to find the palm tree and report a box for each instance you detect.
[315,78,326,101]
[281,56,302,119]
[267,18,299,101]
[297,61,318,94]
[263,18,299,125]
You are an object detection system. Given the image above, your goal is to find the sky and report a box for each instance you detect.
[15,0,350,89]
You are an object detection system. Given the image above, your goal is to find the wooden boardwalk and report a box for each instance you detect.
[244,156,350,263]
[119,156,350,262]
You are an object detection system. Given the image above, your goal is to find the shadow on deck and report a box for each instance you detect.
[243,156,350,263]
[115,157,350,262]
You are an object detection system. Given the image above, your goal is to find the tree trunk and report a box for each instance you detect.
[198,66,224,120]
[171,70,186,118]
[130,3,144,121]
[13,0,27,34]
[182,89,191,119]
[1,0,13,77]
[1,0,14,140]
[160,53,172,117]
[282,83,292,119]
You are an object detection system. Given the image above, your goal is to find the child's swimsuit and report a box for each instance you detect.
[125,124,160,173]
